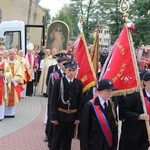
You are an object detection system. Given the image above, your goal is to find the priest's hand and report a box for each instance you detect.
[51,120,58,125]
[74,120,80,124]
[139,113,149,121]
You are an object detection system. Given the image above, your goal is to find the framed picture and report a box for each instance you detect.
[46,20,70,51]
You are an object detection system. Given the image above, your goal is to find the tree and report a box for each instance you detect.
[51,0,150,47]
[79,0,100,43]
[53,0,100,43]
[53,3,80,40]
[130,0,150,47]
[68,2,81,39]
[53,5,73,38]
[43,8,51,28]
[98,0,123,44]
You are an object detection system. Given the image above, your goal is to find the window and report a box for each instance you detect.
[4,31,21,50]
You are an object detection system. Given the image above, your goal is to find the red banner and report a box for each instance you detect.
[100,23,138,95]
[74,35,97,93]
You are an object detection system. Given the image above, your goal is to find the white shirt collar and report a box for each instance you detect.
[57,64,61,69]
[145,90,150,97]
[98,95,108,109]
[65,76,74,83]
[60,69,65,77]
[8,59,15,63]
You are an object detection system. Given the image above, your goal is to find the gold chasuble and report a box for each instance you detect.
[0,61,12,106]
[6,60,23,107]
[8,63,15,106]
[17,56,31,86]
[38,56,54,94]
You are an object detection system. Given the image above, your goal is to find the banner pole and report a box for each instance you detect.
[120,0,150,146]
[125,14,150,145]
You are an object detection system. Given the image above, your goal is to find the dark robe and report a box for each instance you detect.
[46,64,59,87]
[119,91,149,150]
[81,97,118,150]
[46,69,63,148]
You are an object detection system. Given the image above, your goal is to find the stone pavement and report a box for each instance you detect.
[0,93,80,150]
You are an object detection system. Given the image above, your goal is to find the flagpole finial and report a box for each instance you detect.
[120,0,130,21]
[120,0,129,14]
[120,0,131,22]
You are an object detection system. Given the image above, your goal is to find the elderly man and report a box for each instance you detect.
[17,50,31,98]
[0,50,12,121]
[3,50,9,60]
[38,49,57,96]
[5,49,23,117]
[25,43,38,97]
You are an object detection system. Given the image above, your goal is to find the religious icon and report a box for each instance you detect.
[46,20,70,52]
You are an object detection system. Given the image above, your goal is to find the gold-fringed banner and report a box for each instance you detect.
[100,23,138,96]
[74,35,97,93]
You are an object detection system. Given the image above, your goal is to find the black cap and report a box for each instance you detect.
[98,79,116,91]
[64,60,78,69]
[53,52,64,60]
[143,71,150,81]
[139,70,147,80]
[56,54,70,63]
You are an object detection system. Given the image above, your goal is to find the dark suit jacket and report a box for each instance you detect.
[50,77,83,122]
[47,69,63,101]
[46,64,59,87]
[119,91,149,149]
[81,97,118,150]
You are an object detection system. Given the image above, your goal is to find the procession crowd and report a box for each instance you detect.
[0,42,150,150]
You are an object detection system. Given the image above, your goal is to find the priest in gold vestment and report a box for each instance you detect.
[17,50,31,98]
[5,49,23,117]
[0,51,12,120]
[38,49,57,96]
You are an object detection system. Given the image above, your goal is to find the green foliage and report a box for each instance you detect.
[80,0,100,43]
[98,0,124,44]
[43,0,150,47]
[43,8,51,28]
[130,0,150,47]
[52,3,80,39]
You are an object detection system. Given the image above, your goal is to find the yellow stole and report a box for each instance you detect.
[8,63,15,106]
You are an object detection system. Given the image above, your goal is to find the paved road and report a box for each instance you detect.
[0,93,80,150]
